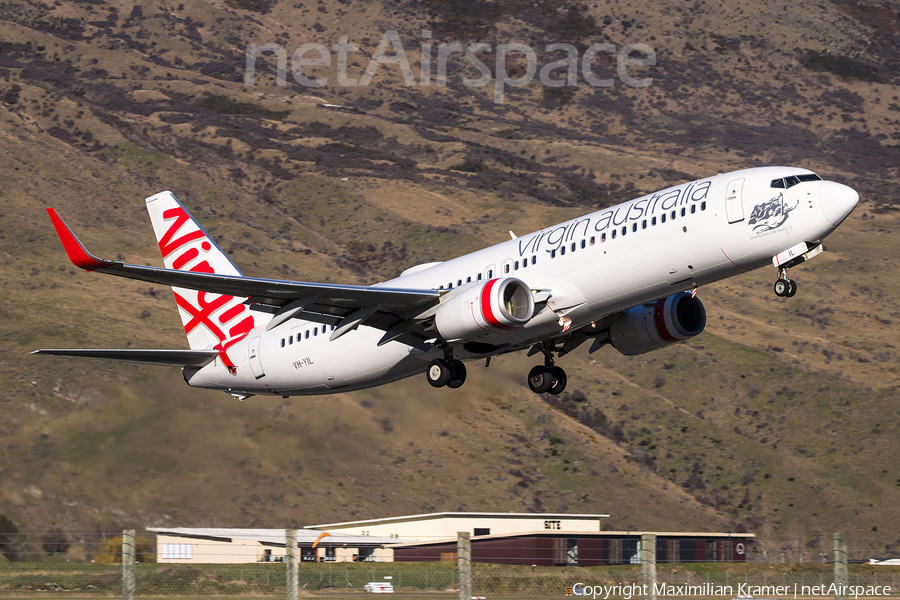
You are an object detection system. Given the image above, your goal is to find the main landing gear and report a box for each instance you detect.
[527,342,567,395]
[427,348,467,389]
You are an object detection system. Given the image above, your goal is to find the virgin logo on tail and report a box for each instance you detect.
[160,207,254,368]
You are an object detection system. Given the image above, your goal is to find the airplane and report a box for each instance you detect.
[34,166,859,399]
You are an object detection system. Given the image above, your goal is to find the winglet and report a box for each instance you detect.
[46,208,112,271]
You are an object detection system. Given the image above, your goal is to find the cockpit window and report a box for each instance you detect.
[771,173,822,189]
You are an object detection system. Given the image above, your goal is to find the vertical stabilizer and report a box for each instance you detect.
[145,191,261,354]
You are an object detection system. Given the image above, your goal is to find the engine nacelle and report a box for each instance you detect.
[435,278,535,342]
[609,292,706,356]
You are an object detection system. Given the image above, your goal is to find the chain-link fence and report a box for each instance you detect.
[0,532,898,598]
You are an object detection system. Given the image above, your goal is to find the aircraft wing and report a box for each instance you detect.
[48,209,441,347]
[31,349,219,367]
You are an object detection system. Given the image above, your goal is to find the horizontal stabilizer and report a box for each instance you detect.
[32,349,219,367]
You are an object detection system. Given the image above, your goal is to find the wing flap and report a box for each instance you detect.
[32,349,219,367]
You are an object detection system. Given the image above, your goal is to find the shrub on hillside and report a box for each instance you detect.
[95,535,156,563]
[0,514,21,561]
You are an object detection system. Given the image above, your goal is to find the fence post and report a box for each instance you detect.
[834,533,847,600]
[122,530,135,600]
[286,529,298,600]
[642,534,656,600]
[458,532,471,600]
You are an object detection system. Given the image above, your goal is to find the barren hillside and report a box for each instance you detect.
[0,0,899,556]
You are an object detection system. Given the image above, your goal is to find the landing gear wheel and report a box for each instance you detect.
[547,366,568,395]
[527,365,554,394]
[447,360,467,389]
[773,279,789,297]
[786,280,798,297]
[427,359,452,388]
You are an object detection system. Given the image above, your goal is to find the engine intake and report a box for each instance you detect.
[609,292,706,356]
[435,278,535,342]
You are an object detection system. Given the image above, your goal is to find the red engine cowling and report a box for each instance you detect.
[435,278,535,342]
[609,292,706,356]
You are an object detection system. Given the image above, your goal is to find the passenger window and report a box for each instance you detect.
[701,201,707,211]
[466,276,471,283]
[621,226,626,236]
[771,178,786,188]
[514,261,519,270]
[691,205,696,214]
[488,270,493,278]
[642,220,647,229]
[632,223,637,233]
[439,285,444,290]
[531,256,536,265]
[571,242,576,251]
[448,282,453,289]
[611,230,617,239]
[281,339,285,348]
[551,249,557,258]
[590,236,595,246]
[313,328,317,336]
[661,214,666,223]
[671,210,676,219]
[504,264,510,273]
[681,208,686,217]
[560,246,566,256]
[581,240,586,249]
[289,335,293,344]
[305,330,309,339]
[522,260,527,269]
[652,216,657,225]
[477,273,482,281]
[457,279,462,287]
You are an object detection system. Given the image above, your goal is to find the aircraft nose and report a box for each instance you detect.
[819,181,859,227]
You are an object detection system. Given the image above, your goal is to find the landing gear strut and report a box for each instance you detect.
[426,347,467,389]
[527,342,567,395]
[773,268,797,298]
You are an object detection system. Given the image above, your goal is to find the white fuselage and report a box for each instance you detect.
[183,166,856,396]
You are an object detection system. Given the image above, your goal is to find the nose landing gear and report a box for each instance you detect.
[526,342,567,395]
[770,242,825,298]
[773,271,797,298]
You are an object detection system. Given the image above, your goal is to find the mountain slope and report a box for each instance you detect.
[0,0,899,557]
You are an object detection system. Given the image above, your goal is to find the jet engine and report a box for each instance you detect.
[609,292,706,356]
[435,278,535,342]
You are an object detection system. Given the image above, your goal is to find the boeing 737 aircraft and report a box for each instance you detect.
[35,166,858,399]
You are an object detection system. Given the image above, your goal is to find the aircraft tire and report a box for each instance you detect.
[427,359,452,388]
[787,280,797,297]
[547,366,567,395]
[447,360,467,389]
[527,365,553,394]
[773,279,788,297]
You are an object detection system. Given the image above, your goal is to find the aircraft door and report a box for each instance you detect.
[725,178,745,223]
[248,335,265,379]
